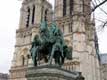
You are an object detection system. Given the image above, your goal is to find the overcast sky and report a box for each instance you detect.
[0,0,107,73]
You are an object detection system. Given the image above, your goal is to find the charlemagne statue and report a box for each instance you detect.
[30,20,72,66]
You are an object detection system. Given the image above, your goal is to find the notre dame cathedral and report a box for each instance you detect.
[9,0,101,80]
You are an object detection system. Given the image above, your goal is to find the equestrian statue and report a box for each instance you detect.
[30,20,72,67]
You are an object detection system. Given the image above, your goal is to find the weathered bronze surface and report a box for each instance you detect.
[30,21,72,66]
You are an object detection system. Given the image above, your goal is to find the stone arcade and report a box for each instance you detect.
[9,0,101,80]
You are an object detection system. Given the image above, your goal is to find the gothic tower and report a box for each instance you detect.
[54,0,101,80]
[10,0,101,80]
[9,0,52,80]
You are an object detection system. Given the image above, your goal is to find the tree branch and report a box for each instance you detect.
[92,0,107,12]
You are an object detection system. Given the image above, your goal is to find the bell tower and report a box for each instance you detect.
[10,0,52,80]
[55,0,74,18]
[10,0,101,80]
[54,0,101,80]
[19,0,52,29]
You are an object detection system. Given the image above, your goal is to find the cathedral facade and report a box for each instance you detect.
[9,0,101,80]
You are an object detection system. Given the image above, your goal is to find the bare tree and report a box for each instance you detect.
[92,0,107,28]
[92,0,107,12]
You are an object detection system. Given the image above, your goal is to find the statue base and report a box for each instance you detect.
[26,65,84,80]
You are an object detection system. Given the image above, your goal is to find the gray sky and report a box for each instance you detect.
[0,0,107,73]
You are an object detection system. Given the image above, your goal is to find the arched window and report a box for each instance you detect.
[21,55,30,66]
[26,8,30,27]
[20,48,29,66]
[63,0,66,16]
[22,55,25,66]
[69,23,72,32]
[32,5,35,24]
[82,0,85,13]
[70,0,73,15]
[44,9,48,21]
[27,54,30,65]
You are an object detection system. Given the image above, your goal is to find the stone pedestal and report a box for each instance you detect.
[26,65,84,80]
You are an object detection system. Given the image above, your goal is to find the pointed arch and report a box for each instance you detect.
[44,9,48,21]
[32,5,35,24]
[21,55,25,66]
[82,0,85,13]
[26,7,30,27]
[70,0,74,15]
[18,48,30,66]
[63,0,67,16]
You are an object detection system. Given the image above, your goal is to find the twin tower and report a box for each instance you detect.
[10,0,101,80]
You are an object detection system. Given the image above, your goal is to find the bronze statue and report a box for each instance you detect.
[30,20,72,67]
[48,22,64,66]
[30,35,40,66]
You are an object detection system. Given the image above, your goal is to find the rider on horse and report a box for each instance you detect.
[30,20,72,67]
[30,35,40,66]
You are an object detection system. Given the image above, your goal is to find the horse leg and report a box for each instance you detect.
[58,52,64,67]
[34,56,37,66]
[61,57,65,65]
[48,47,55,65]
[44,55,48,63]
[58,53,62,67]
[54,52,61,66]
[54,53,58,65]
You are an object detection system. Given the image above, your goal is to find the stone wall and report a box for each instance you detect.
[10,0,52,80]
[10,0,101,80]
[0,73,9,80]
[26,66,84,80]
[101,64,107,80]
[54,0,101,80]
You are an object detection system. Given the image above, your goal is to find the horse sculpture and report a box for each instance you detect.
[30,20,72,67]
[30,21,50,66]
[48,22,64,66]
